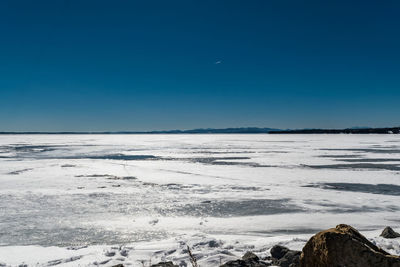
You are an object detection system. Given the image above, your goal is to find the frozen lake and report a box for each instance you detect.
[0,134,399,266]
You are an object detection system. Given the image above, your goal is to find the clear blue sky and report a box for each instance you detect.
[0,0,399,131]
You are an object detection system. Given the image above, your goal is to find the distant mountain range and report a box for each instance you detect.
[147,127,280,134]
[0,127,279,134]
[0,126,399,134]
[270,127,400,134]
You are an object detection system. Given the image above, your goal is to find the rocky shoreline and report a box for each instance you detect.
[126,225,400,267]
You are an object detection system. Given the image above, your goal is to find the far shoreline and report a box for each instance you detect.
[0,126,399,135]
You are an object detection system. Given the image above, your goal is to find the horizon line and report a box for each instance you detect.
[0,126,399,134]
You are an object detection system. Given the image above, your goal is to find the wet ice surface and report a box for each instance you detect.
[303,183,400,196]
[0,134,400,266]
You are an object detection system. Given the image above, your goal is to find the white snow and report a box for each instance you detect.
[0,134,399,266]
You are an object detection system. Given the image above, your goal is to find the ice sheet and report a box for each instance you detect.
[0,134,399,266]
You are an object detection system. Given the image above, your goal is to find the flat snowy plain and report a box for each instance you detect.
[0,134,399,266]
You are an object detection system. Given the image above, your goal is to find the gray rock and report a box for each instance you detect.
[220,251,270,266]
[242,251,259,261]
[380,226,400,239]
[208,240,220,247]
[270,245,300,267]
[105,251,116,257]
[220,260,270,266]
[270,245,289,260]
[151,262,179,267]
[274,250,300,267]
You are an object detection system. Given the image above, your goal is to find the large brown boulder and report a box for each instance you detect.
[300,224,400,267]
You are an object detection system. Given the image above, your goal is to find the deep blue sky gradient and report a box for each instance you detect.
[1,0,399,131]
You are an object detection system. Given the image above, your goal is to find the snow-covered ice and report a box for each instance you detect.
[0,134,399,266]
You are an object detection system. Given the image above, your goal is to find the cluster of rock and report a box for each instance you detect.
[219,246,301,267]
[113,224,400,267]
